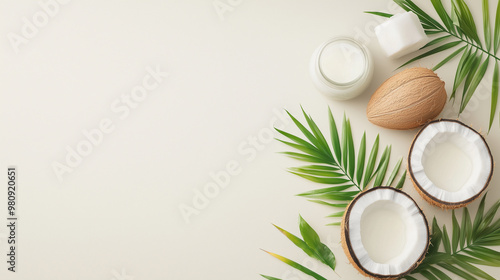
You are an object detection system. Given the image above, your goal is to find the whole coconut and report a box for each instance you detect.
[367,67,447,130]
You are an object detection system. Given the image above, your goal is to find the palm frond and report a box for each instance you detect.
[276,108,405,224]
[368,0,500,130]
[408,193,500,280]
[489,60,499,132]
[261,216,334,280]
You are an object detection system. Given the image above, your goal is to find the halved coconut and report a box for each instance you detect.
[341,187,429,280]
[408,119,493,209]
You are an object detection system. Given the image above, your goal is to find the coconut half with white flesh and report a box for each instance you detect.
[341,187,429,279]
[408,119,494,209]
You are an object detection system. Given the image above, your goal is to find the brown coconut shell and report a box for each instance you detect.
[367,67,447,130]
[408,119,494,209]
[341,187,430,280]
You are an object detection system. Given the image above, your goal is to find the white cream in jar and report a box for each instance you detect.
[310,37,373,100]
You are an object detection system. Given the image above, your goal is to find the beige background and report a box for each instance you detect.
[1,0,499,279]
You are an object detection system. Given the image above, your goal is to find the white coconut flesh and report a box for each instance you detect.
[343,187,429,278]
[409,120,493,206]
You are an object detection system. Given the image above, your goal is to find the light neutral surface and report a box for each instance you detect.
[1,1,499,279]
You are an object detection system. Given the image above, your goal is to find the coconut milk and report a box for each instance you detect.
[360,201,406,263]
[423,141,472,192]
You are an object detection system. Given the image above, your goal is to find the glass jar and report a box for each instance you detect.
[310,37,374,100]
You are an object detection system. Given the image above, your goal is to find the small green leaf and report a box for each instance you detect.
[431,0,455,33]
[478,200,500,233]
[453,0,481,46]
[289,172,349,185]
[263,250,327,280]
[432,45,467,71]
[452,258,495,280]
[420,270,439,280]
[304,192,358,202]
[373,146,391,187]
[328,107,341,163]
[464,246,500,262]
[260,275,282,280]
[422,35,453,49]
[461,52,482,104]
[285,110,318,149]
[295,165,339,172]
[483,0,492,51]
[326,211,345,218]
[428,265,452,280]
[461,207,472,248]
[296,185,354,197]
[442,225,451,254]
[316,243,336,271]
[289,167,343,178]
[428,218,443,255]
[451,46,472,100]
[399,41,462,69]
[461,58,489,113]
[299,216,322,249]
[362,135,379,189]
[308,200,348,208]
[433,3,453,22]
[341,115,348,172]
[473,195,487,234]
[452,210,460,253]
[302,108,332,158]
[277,140,327,161]
[386,157,403,186]
[275,128,323,156]
[422,23,437,30]
[489,60,499,132]
[456,253,500,267]
[299,216,335,271]
[395,172,406,189]
[364,11,393,18]
[345,117,355,180]
[273,224,317,259]
[426,30,445,35]
[280,152,326,164]
[438,262,476,280]
[355,132,366,185]
[495,0,500,52]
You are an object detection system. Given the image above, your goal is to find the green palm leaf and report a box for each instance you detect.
[260,275,281,280]
[364,11,393,18]
[495,0,500,52]
[369,0,500,130]
[262,216,334,280]
[261,250,327,280]
[490,60,499,131]
[451,47,474,100]
[276,108,405,224]
[398,41,462,69]
[408,193,500,280]
[433,45,466,71]
[431,0,455,32]
[461,58,490,113]
[483,0,492,51]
